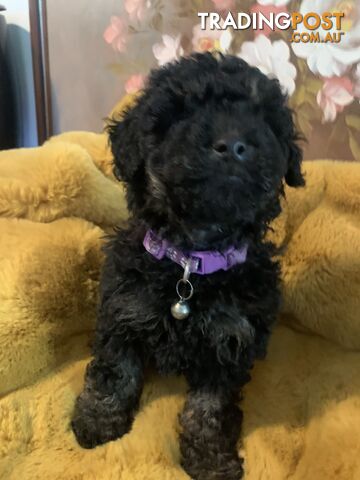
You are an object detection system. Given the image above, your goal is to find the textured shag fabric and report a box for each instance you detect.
[0,122,360,479]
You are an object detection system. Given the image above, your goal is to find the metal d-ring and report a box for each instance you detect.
[176,278,194,301]
[171,259,194,320]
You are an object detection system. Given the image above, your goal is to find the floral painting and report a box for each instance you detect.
[103,0,360,161]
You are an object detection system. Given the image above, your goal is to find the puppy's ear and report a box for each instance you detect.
[107,106,144,183]
[251,74,305,188]
[285,138,305,187]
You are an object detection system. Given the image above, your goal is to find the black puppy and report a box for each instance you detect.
[72,52,304,480]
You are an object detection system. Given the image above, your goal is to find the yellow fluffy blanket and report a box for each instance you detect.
[0,127,360,479]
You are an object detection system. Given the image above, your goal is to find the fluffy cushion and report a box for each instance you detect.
[0,142,126,227]
[0,217,103,395]
[275,161,360,350]
[0,126,359,479]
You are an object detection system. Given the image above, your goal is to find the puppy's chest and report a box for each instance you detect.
[134,258,256,338]
[136,265,252,371]
[142,257,245,309]
[107,239,279,372]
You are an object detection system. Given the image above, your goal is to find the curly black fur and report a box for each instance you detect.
[72,53,304,479]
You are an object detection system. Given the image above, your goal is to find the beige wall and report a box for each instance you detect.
[47,0,124,133]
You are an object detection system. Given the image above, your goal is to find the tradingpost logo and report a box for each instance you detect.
[198,11,346,44]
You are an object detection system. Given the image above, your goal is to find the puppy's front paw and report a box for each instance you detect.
[71,392,132,449]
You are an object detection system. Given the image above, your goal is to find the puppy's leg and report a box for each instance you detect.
[71,344,143,449]
[179,386,244,480]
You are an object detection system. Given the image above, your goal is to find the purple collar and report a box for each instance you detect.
[143,230,248,275]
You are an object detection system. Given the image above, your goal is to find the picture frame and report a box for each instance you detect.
[29,0,52,144]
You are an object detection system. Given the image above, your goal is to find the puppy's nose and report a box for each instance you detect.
[213,139,248,161]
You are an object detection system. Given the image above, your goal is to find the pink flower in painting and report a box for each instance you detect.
[153,35,184,66]
[211,0,236,11]
[316,77,354,123]
[125,74,146,94]
[124,0,148,22]
[192,21,232,53]
[104,16,128,52]
[250,3,288,37]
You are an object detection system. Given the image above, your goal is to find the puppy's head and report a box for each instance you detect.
[108,53,304,245]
